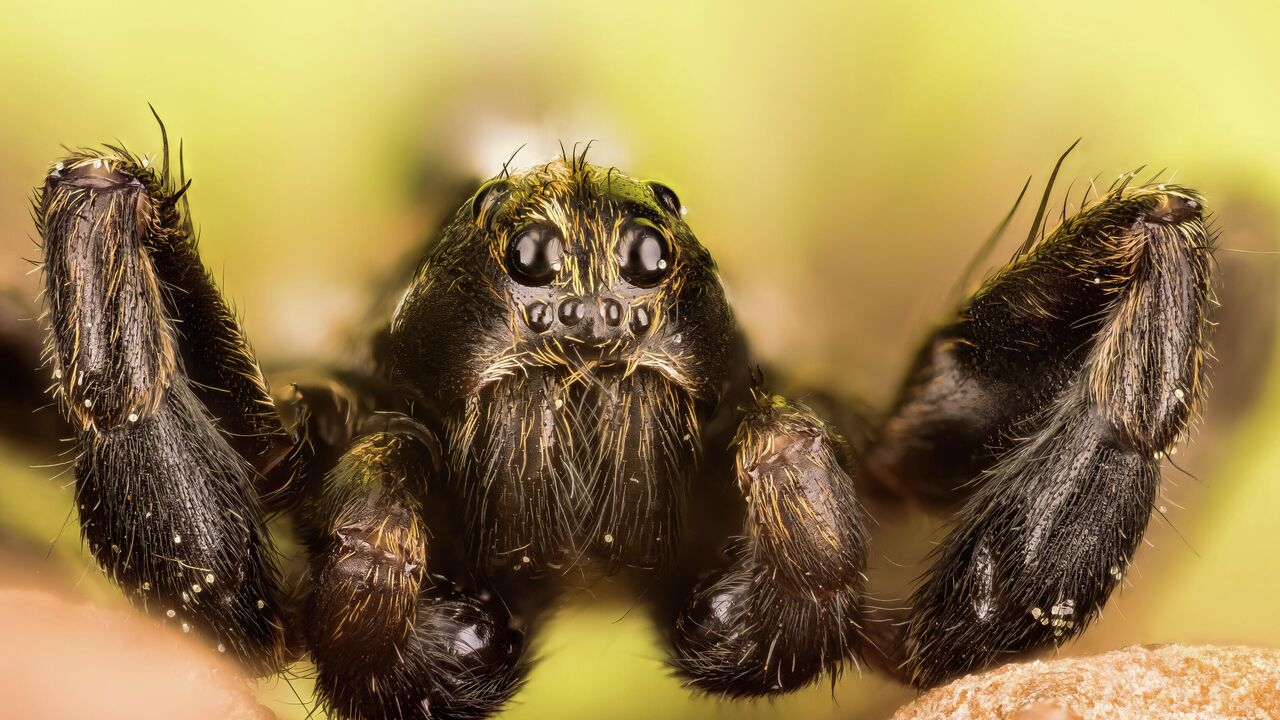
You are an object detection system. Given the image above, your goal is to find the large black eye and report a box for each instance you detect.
[507,225,563,286]
[617,220,672,288]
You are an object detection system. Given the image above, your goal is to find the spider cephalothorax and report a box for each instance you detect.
[18,124,1215,720]
[390,159,733,577]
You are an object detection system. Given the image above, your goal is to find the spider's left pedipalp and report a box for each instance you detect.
[668,393,868,696]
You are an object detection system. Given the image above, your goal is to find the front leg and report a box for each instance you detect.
[36,145,293,671]
[869,183,1214,687]
[670,392,868,695]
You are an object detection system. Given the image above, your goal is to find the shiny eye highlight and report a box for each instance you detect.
[617,220,672,288]
[507,225,563,286]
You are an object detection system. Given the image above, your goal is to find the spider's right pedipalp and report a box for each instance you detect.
[298,424,528,720]
[866,181,1214,687]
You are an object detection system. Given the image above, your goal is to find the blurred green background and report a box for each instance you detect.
[3,2,1280,718]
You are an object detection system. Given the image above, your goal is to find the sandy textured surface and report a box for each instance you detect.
[892,644,1280,719]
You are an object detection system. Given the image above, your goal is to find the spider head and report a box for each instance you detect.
[389,157,734,410]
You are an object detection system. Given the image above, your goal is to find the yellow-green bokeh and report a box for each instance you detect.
[3,2,1280,719]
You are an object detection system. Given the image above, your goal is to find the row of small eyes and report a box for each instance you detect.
[507,219,672,288]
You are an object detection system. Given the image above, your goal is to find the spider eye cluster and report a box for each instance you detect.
[617,219,672,288]
[507,224,563,286]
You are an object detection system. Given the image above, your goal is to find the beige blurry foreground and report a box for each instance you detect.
[5,585,1280,719]
[0,589,268,720]
[893,644,1280,719]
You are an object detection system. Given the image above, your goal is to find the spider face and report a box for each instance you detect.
[389,159,734,409]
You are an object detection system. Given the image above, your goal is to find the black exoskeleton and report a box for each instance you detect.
[22,126,1214,718]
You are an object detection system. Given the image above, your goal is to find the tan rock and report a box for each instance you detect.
[892,644,1280,719]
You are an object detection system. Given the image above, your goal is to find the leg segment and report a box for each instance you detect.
[872,184,1213,686]
[77,383,286,669]
[300,424,526,720]
[670,393,867,696]
[40,145,295,492]
[37,149,292,671]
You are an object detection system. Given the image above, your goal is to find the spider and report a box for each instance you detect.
[24,121,1213,719]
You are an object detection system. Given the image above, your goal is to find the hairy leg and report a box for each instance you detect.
[298,419,527,720]
[36,148,293,671]
[865,182,1213,686]
[667,392,867,696]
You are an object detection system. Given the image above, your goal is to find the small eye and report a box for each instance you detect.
[508,225,563,286]
[617,220,672,288]
[649,181,682,217]
[470,178,510,224]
